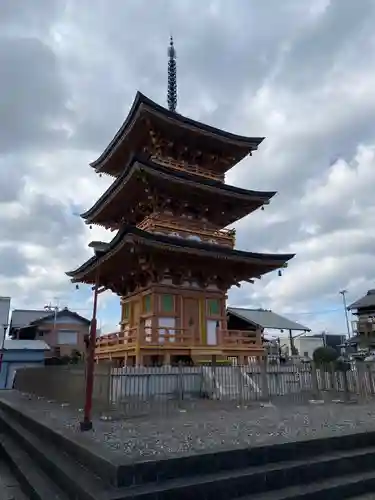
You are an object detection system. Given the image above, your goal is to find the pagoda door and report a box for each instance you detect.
[132,301,141,326]
[183,298,200,344]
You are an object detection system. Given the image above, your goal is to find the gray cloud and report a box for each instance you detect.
[1,0,375,333]
[0,193,82,246]
[0,154,26,202]
[0,246,28,277]
[277,0,375,90]
[0,0,64,27]
[0,36,69,153]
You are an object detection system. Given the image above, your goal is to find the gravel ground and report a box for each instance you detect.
[2,391,375,464]
[0,460,28,500]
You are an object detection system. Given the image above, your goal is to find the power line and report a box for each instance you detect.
[284,308,344,316]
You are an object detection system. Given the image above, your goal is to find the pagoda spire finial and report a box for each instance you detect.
[167,36,177,112]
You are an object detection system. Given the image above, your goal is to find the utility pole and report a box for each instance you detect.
[0,324,8,372]
[44,303,59,329]
[322,330,327,347]
[44,299,60,354]
[339,290,351,339]
[80,277,100,432]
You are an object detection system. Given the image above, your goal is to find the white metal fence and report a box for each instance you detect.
[14,361,375,418]
[105,361,375,417]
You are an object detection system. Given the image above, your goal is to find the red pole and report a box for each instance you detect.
[80,278,99,431]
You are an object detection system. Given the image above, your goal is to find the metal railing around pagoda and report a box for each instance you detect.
[95,328,262,353]
[151,155,224,182]
[137,214,236,247]
[15,359,375,420]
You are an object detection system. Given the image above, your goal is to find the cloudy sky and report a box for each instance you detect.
[1,0,375,335]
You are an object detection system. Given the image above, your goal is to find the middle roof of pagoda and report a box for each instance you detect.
[90,92,264,177]
[81,155,276,228]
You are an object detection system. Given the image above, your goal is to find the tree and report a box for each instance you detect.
[70,349,82,364]
[44,350,83,366]
[334,356,351,373]
[313,346,339,366]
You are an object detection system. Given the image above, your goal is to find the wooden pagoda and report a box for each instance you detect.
[67,43,294,366]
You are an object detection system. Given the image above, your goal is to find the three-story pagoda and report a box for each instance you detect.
[67,39,295,366]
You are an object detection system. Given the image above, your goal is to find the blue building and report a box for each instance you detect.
[0,339,50,389]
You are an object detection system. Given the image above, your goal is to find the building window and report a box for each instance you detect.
[161,294,174,313]
[57,330,78,345]
[143,295,151,313]
[207,299,220,316]
[123,303,130,320]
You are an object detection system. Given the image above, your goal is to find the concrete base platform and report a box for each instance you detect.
[2,391,375,498]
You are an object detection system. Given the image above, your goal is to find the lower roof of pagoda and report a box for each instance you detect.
[66,226,295,292]
[90,92,264,177]
[81,156,276,228]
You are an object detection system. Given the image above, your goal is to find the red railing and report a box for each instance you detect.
[137,215,235,247]
[151,156,223,182]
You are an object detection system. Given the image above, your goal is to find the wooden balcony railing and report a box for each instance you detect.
[96,328,192,349]
[96,329,138,351]
[352,319,375,335]
[95,328,262,353]
[141,327,192,346]
[220,330,261,347]
[137,215,235,247]
[151,156,223,182]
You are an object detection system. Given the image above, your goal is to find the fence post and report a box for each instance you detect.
[367,363,375,396]
[177,361,184,408]
[329,362,335,392]
[102,363,112,408]
[199,364,205,397]
[237,364,244,406]
[146,374,151,400]
[318,364,325,391]
[260,356,269,401]
[342,368,350,402]
[212,357,217,399]
[356,361,367,400]
[311,362,320,400]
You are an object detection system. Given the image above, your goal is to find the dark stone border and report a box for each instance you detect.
[2,395,375,488]
[0,397,120,486]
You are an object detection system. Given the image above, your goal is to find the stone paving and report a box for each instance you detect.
[3,390,375,466]
[0,460,27,500]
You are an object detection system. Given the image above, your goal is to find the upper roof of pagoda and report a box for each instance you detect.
[90,92,264,177]
[66,226,294,293]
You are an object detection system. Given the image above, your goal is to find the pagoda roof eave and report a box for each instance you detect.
[89,92,264,172]
[81,155,276,222]
[66,226,295,280]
